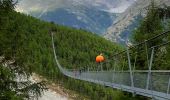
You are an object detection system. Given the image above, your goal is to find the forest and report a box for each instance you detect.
[0,0,134,100]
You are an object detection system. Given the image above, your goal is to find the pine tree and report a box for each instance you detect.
[132,0,163,69]
[133,0,163,44]
[0,0,46,99]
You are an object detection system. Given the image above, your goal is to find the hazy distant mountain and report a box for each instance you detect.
[16,0,136,34]
[31,6,116,34]
[104,0,170,43]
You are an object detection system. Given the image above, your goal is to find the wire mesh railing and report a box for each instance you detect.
[51,31,170,99]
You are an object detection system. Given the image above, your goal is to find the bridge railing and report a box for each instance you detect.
[51,31,170,99]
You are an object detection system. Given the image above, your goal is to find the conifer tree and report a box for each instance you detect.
[0,0,46,99]
[133,0,163,45]
[132,0,163,69]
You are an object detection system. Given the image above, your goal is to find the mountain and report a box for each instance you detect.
[16,0,136,35]
[104,0,170,43]
[32,6,116,34]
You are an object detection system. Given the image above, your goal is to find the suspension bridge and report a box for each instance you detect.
[51,31,170,100]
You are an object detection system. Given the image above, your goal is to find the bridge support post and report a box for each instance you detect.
[146,47,155,90]
[126,48,134,94]
[167,77,170,95]
[100,62,103,71]
[112,58,116,83]
[145,40,150,71]
[133,54,137,71]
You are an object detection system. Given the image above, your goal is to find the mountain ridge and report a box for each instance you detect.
[16,0,136,34]
[104,0,170,43]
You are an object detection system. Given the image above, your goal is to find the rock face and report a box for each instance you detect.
[104,0,170,43]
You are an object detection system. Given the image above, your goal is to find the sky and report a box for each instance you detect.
[15,0,136,14]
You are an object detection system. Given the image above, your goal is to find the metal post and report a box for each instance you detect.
[122,58,125,71]
[126,48,136,97]
[119,60,124,90]
[97,63,99,72]
[167,77,170,95]
[107,62,108,71]
[126,48,134,88]
[146,47,155,90]
[133,54,137,71]
[101,62,103,71]
[145,40,150,70]
[114,60,116,72]
[112,58,116,83]
[115,57,121,88]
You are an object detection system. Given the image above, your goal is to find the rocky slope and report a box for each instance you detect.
[104,0,170,43]
[31,74,88,100]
